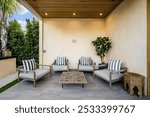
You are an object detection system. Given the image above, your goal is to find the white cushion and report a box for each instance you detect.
[53,65,68,71]
[19,69,49,79]
[94,69,123,82]
[78,65,93,71]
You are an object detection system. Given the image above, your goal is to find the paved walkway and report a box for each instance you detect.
[0,72,150,100]
[0,72,18,88]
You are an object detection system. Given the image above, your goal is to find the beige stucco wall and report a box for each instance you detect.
[106,0,147,75]
[0,58,16,78]
[106,0,147,93]
[42,19,106,69]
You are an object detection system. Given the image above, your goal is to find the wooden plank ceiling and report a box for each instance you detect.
[25,0,124,18]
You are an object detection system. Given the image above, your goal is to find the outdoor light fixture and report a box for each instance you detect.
[100,13,103,16]
[73,13,76,16]
[45,13,48,16]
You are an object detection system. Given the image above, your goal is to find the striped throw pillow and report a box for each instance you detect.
[108,59,121,71]
[22,58,36,71]
[56,57,66,66]
[80,57,91,65]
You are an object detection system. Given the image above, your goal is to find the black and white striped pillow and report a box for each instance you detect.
[80,57,91,65]
[108,59,121,71]
[56,57,66,65]
[31,59,36,70]
[22,58,36,71]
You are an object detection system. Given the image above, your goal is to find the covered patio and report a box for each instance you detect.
[0,0,150,99]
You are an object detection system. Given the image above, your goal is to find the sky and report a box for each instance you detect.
[9,5,37,31]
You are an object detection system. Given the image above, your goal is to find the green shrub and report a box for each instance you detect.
[7,18,39,66]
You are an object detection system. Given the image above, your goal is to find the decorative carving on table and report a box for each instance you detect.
[59,71,87,88]
[124,72,145,98]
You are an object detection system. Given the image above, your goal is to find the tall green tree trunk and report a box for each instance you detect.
[0,16,7,51]
[0,0,19,51]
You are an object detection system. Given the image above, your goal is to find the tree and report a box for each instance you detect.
[7,20,24,65]
[92,37,112,63]
[25,18,39,62]
[0,0,19,51]
[7,19,39,66]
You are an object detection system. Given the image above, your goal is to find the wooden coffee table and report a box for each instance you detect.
[59,71,87,88]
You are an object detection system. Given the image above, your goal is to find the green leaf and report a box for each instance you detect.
[92,37,112,63]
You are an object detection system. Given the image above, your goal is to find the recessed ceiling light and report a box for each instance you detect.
[45,13,48,16]
[100,13,103,16]
[73,13,76,16]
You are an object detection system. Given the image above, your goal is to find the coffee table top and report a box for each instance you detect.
[59,71,87,84]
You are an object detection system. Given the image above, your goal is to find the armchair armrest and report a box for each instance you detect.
[78,60,80,70]
[17,66,23,71]
[92,62,96,70]
[51,60,56,65]
[110,70,123,74]
[120,67,128,73]
[66,59,69,65]
[109,67,127,74]
[109,68,126,88]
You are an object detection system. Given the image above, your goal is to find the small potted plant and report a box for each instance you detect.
[2,49,12,56]
[92,37,112,64]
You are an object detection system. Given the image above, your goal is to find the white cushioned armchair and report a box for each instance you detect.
[93,59,127,88]
[18,59,51,87]
[78,57,95,72]
[52,57,69,73]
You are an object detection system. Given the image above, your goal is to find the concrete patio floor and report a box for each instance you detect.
[0,72,150,100]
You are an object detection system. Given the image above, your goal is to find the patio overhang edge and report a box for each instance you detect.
[18,0,42,20]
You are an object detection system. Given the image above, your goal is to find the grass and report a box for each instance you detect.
[0,79,18,93]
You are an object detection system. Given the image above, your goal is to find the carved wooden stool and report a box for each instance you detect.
[124,72,145,98]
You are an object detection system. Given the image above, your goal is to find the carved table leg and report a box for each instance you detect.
[137,84,142,98]
[129,84,134,96]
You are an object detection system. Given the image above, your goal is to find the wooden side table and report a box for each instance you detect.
[124,72,145,98]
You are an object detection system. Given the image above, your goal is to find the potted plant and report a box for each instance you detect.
[92,37,112,64]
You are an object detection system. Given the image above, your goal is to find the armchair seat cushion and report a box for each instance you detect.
[52,65,68,71]
[78,65,93,71]
[94,69,123,82]
[19,69,49,79]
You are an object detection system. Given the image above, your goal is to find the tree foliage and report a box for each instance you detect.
[7,20,24,65]
[7,19,39,66]
[25,18,39,62]
[0,0,19,50]
[92,37,112,63]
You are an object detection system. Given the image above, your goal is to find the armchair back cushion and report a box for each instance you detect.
[56,57,67,66]
[22,58,36,71]
[80,57,93,65]
[108,59,121,71]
